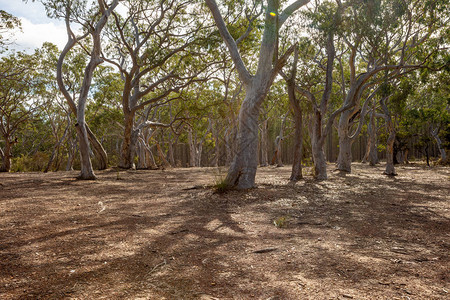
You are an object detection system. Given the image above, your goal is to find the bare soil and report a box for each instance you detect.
[0,163,449,300]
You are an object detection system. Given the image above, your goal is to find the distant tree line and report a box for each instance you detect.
[0,1,448,188]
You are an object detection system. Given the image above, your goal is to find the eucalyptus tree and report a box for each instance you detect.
[279,0,344,180]
[335,0,449,172]
[41,0,119,179]
[101,0,214,169]
[0,10,21,53]
[0,51,44,172]
[206,0,310,189]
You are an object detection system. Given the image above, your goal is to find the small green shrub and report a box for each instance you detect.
[273,216,289,228]
[213,168,231,193]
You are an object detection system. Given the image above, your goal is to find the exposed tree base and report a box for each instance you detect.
[289,175,303,182]
[383,172,397,176]
[314,174,327,181]
[76,173,97,180]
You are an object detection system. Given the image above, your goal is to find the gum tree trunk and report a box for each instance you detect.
[119,111,137,169]
[260,118,269,167]
[311,115,327,180]
[336,110,353,172]
[225,88,262,189]
[56,0,118,179]
[381,97,396,175]
[86,125,107,170]
[367,109,379,166]
[287,63,303,181]
[188,128,197,167]
[207,0,310,189]
[431,127,447,163]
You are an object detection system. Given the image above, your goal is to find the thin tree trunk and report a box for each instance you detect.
[45,124,69,173]
[367,109,379,166]
[188,128,196,167]
[86,125,107,170]
[260,119,269,167]
[287,45,303,181]
[431,127,447,162]
[212,121,220,167]
[167,131,176,167]
[404,149,409,164]
[381,97,396,176]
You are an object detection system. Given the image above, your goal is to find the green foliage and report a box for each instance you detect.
[213,170,230,194]
[11,152,49,172]
[273,216,289,228]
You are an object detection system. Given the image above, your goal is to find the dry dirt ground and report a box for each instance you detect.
[0,163,449,300]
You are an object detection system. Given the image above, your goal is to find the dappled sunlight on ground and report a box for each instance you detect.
[0,163,449,299]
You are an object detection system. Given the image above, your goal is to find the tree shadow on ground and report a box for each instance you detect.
[0,163,448,299]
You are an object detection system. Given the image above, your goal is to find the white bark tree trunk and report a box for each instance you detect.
[224,90,262,189]
[56,0,118,179]
[207,0,309,189]
[431,127,447,163]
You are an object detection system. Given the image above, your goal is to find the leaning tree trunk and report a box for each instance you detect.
[57,0,119,179]
[86,125,107,170]
[431,127,447,163]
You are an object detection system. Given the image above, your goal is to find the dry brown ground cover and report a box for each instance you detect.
[0,163,449,300]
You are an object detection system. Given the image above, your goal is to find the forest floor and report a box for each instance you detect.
[0,162,449,300]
